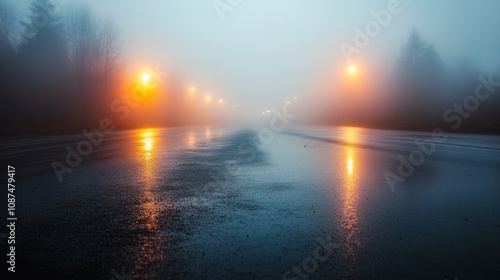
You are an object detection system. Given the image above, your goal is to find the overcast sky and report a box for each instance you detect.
[12,0,500,115]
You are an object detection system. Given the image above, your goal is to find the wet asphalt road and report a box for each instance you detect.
[2,126,500,279]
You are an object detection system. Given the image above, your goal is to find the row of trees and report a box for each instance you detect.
[324,29,500,133]
[0,0,234,134]
[1,1,498,134]
[391,29,500,132]
[0,0,120,133]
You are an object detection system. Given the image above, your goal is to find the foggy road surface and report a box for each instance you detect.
[5,126,500,279]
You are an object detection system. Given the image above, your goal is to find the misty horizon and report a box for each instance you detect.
[3,0,500,130]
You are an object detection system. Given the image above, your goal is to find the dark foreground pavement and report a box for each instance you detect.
[2,126,500,279]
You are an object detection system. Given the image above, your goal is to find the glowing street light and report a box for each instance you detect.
[189,86,196,94]
[348,65,357,74]
[141,72,152,84]
[205,95,212,102]
[218,99,224,105]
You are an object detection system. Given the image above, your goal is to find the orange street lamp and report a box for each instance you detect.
[141,72,152,84]
[348,65,357,74]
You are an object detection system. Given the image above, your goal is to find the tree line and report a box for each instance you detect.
[0,0,123,133]
[1,1,498,134]
[326,28,500,133]
[392,29,500,133]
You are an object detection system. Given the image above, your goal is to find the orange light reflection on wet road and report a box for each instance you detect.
[339,127,362,265]
[134,129,163,274]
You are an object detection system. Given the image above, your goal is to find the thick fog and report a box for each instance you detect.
[1,0,500,132]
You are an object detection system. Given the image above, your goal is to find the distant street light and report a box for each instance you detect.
[348,65,357,74]
[141,73,152,84]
